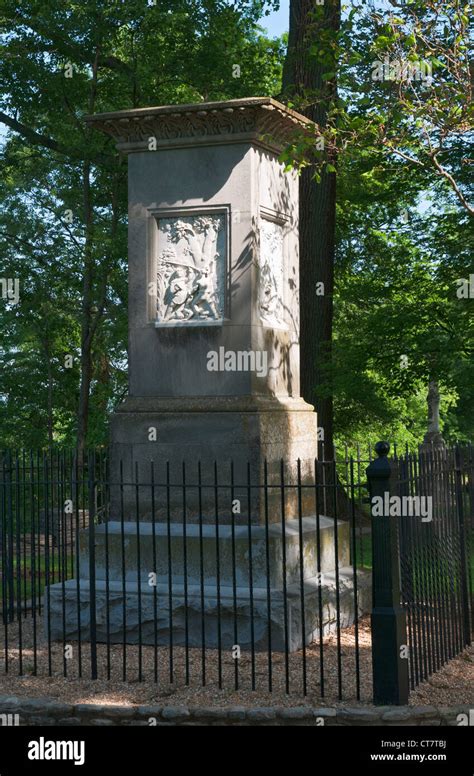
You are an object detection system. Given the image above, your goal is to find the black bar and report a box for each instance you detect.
[166,461,174,684]
[21,451,27,620]
[182,462,190,685]
[88,450,98,680]
[246,461,255,691]
[119,459,127,681]
[44,451,52,676]
[296,459,307,695]
[15,452,23,674]
[314,458,325,697]
[30,450,37,675]
[150,461,158,684]
[1,452,8,672]
[230,461,238,691]
[135,461,143,682]
[367,441,409,705]
[280,459,290,694]
[349,457,360,700]
[74,450,82,678]
[455,445,472,647]
[7,451,14,624]
[263,459,272,693]
[104,453,111,681]
[198,461,206,687]
[332,458,342,700]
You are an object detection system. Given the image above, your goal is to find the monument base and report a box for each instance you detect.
[109,395,319,523]
[45,571,371,653]
[45,518,371,652]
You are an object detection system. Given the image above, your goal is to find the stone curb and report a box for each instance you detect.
[0,696,470,726]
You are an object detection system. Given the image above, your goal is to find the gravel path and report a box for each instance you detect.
[1,615,472,709]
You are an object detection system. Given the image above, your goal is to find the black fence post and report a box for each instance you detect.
[454,445,472,647]
[367,441,409,705]
[87,450,98,679]
[6,451,15,623]
[0,452,8,627]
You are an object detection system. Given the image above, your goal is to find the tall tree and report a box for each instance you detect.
[0,0,283,448]
[281,0,341,454]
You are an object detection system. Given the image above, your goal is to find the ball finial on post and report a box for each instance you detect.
[374,441,390,458]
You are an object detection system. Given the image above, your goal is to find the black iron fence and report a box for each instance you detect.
[397,446,473,689]
[0,444,472,705]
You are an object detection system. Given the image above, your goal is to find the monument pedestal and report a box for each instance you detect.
[110,395,318,522]
[46,518,371,651]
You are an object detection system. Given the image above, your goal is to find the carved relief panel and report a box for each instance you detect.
[155,212,226,325]
[259,218,286,328]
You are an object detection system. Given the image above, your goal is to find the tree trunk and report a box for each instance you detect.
[282,0,340,457]
[77,158,94,453]
[47,352,54,447]
[77,49,100,452]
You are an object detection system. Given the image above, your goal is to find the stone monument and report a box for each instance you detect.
[90,97,319,522]
[46,98,365,651]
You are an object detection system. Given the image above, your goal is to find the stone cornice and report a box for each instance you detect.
[84,97,314,154]
[115,395,315,414]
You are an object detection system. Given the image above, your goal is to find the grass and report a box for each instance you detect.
[354,529,474,599]
[0,555,71,606]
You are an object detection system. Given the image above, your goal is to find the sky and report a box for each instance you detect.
[261,0,289,38]
[260,0,394,38]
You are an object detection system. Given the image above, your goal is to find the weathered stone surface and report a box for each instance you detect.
[280,707,313,720]
[0,697,21,711]
[409,705,438,719]
[106,707,136,719]
[337,708,380,723]
[190,708,228,720]
[381,709,414,722]
[246,709,277,722]
[227,707,247,721]
[110,402,319,522]
[25,716,57,726]
[137,706,163,717]
[161,707,191,720]
[1,697,73,716]
[312,708,337,718]
[0,696,467,727]
[438,706,468,725]
[74,704,104,715]
[78,518,351,586]
[46,565,370,653]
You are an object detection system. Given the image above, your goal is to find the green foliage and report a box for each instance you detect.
[0,0,283,447]
[281,0,473,445]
